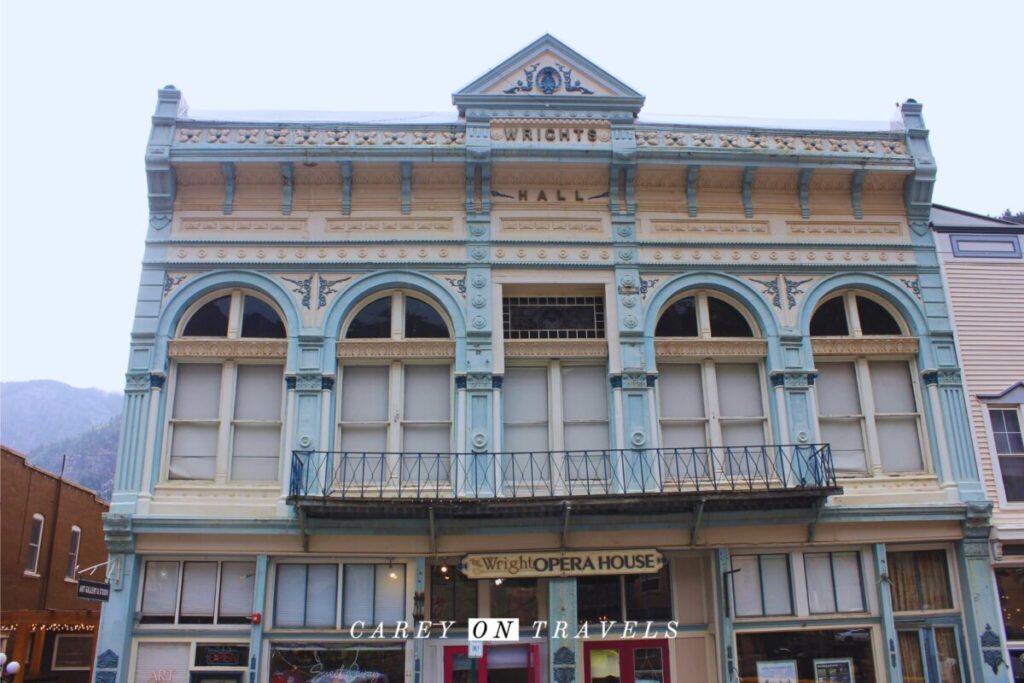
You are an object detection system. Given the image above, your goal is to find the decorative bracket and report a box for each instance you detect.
[400,161,412,215]
[221,162,235,215]
[480,162,492,214]
[742,167,756,218]
[686,166,700,217]
[279,162,294,215]
[465,163,476,214]
[851,169,864,220]
[145,85,181,230]
[339,160,352,215]
[798,168,813,219]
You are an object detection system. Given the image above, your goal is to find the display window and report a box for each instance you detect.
[584,639,670,683]
[133,641,248,683]
[736,628,876,683]
[269,644,405,683]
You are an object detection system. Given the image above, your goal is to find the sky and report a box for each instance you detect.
[1,0,1021,392]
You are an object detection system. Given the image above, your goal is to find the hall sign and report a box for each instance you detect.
[460,549,664,579]
[491,123,611,144]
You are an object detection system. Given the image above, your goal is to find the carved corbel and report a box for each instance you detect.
[686,166,700,217]
[480,162,492,214]
[280,162,294,215]
[221,162,235,215]
[401,161,412,215]
[339,160,352,215]
[851,169,864,220]
[146,86,181,230]
[798,168,813,219]
[742,166,756,218]
[464,163,477,214]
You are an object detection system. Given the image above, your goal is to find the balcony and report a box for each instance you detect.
[288,445,839,520]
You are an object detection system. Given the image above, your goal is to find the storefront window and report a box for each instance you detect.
[578,567,673,622]
[490,578,538,625]
[889,550,953,612]
[269,645,405,683]
[736,629,876,683]
[431,564,477,624]
[898,628,964,683]
[732,554,792,617]
[805,552,865,614]
[997,567,1024,640]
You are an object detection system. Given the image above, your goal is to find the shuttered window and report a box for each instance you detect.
[140,560,255,624]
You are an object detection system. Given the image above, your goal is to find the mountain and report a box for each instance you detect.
[31,415,121,500]
[1,380,123,452]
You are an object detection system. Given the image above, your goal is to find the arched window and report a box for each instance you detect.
[654,292,769,473]
[337,291,454,486]
[166,290,286,483]
[810,291,925,476]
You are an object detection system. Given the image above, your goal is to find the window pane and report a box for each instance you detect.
[504,296,604,339]
[626,566,673,621]
[343,564,375,624]
[1000,457,1024,501]
[403,426,451,455]
[232,425,281,480]
[404,365,451,420]
[430,565,476,624]
[169,425,217,480]
[760,555,792,615]
[405,297,449,338]
[565,423,609,452]
[183,296,230,337]
[340,427,388,455]
[633,647,665,682]
[822,419,867,473]
[577,576,622,622]
[997,568,1024,640]
[717,364,763,418]
[65,528,81,579]
[899,631,926,683]
[805,554,837,614]
[877,418,923,472]
[562,366,608,421]
[275,564,306,627]
[503,367,549,423]
[306,564,338,627]
[234,364,283,419]
[816,363,861,416]
[173,364,222,419]
[375,565,405,622]
[490,578,537,625]
[658,364,705,418]
[834,553,864,612]
[219,561,256,618]
[346,297,391,338]
[857,296,902,335]
[134,643,190,683]
[661,423,708,450]
[241,296,286,338]
[142,561,179,619]
[26,516,43,572]
[179,562,217,621]
[890,550,952,612]
[934,628,963,683]
[708,296,753,337]
[590,649,621,683]
[655,297,698,337]
[731,555,762,617]
[870,361,917,414]
[341,366,389,421]
[992,409,1024,455]
[721,422,766,449]
[810,296,849,336]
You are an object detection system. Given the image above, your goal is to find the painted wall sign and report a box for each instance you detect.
[76,578,111,602]
[460,549,664,578]
[814,658,854,683]
[493,189,605,203]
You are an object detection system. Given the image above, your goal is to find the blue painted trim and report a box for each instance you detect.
[401,161,412,215]
[686,166,699,217]
[950,234,1022,259]
[339,161,352,215]
[798,168,812,219]
[280,162,293,215]
[742,167,755,218]
[851,170,864,220]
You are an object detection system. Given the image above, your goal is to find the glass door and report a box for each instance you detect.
[897,626,964,683]
[443,645,539,683]
[584,640,670,683]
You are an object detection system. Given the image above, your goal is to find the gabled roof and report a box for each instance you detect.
[453,34,645,115]
[978,381,1024,403]
[931,204,1020,230]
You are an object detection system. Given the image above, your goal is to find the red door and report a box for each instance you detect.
[444,644,540,683]
[584,639,671,683]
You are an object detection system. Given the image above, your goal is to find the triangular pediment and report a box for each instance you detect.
[454,35,644,114]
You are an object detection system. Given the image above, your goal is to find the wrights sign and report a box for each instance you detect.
[490,121,611,145]
[460,549,664,579]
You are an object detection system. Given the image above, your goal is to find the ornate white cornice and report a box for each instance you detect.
[654,339,767,358]
[811,337,919,356]
[336,339,455,359]
[326,217,454,233]
[504,340,609,358]
[169,339,288,358]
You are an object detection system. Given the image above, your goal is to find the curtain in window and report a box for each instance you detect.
[179,562,217,620]
[934,628,963,683]
[374,565,405,622]
[141,562,179,618]
[916,550,952,610]
[562,365,609,481]
[503,367,549,453]
[339,366,389,485]
[220,561,256,619]
[805,553,836,613]
[274,564,307,627]
[231,364,283,481]
[833,552,864,612]
[817,362,866,473]
[402,365,451,481]
[344,564,375,624]
[170,364,221,479]
[306,565,337,627]
[898,631,926,683]
[731,555,762,617]
[134,643,190,683]
[870,361,923,472]
[658,364,707,451]
[760,555,791,615]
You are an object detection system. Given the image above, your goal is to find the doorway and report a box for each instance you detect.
[443,645,540,683]
[584,639,670,683]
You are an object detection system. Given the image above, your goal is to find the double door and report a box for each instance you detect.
[444,645,541,683]
[585,639,670,683]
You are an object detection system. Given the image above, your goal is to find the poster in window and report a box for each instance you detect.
[814,657,854,683]
[756,660,798,683]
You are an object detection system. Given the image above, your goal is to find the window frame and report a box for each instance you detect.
[175,289,287,340]
[731,553,794,618]
[65,525,82,582]
[342,290,452,341]
[655,290,760,340]
[24,513,44,576]
[803,551,866,615]
[887,547,958,615]
[576,564,675,623]
[138,559,257,626]
[986,404,1024,506]
[51,633,95,671]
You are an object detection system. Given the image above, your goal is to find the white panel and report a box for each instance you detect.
[503,367,548,422]
[716,364,763,418]
[816,363,861,416]
[232,424,281,481]
[231,457,278,481]
[731,556,762,617]
[374,565,405,622]
[404,365,451,420]
[141,562,179,617]
[274,564,307,627]
[343,564,375,624]
[234,364,283,419]
[661,423,707,450]
[658,365,704,418]
[821,420,867,472]
[504,425,548,453]
[169,425,217,480]
[179,562,217,618]
[133,643,190,683]
[564,423,609,451]
[721,421,765,448]
[340,427,388,453]
[878,418,923,472]
[870,361,917,413]
[403,425,451,454]
[306,564,338,627]
[761,555,792,615]
[341,366,389,420]
[173,364,222,419]
[561,366,608,421]
[804,554,837,614]
[833,553,864,612]
[219,562,256,617]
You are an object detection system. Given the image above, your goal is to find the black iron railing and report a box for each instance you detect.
[289,444,835,500]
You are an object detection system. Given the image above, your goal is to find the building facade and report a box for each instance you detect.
[2,446,109,683]
[931,206,1024,681]
[94,36,1012,683]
